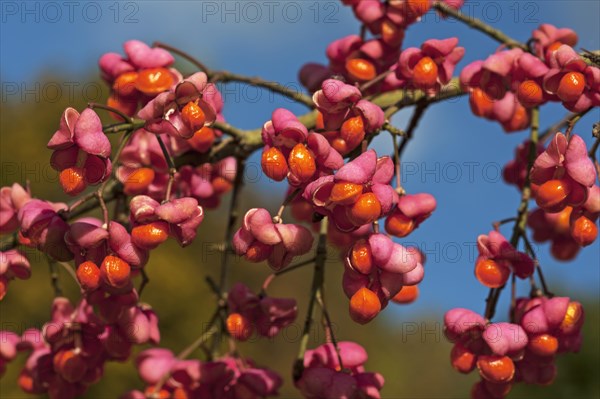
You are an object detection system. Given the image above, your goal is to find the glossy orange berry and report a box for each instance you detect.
[53,349,87,383]
[347,193,382,226]
[135,67,175,95]
[546,41,563,54]
[188,127,216,153]
[450,343,476,373]
[570,215,598,247]
[331,137,349,155]
[350,239,373,275]
[535,179,571,213]
[288,144,316,183]
[469,88,494,117]
[553,206,572,234]
[385,211,415,237]
[503,103,529,132]
[556,71,586,103]
[405,0,432,18]
[132,221,170,249]
[315,111,325,130]
[245,241,272,262]
[211,176,233,195]
[123,167,155,195]
[107,93,137,121]
[391,285,419,304]
[346,58,377,82]
[59,167,87,196]
[528,333,559,357]
[476,355,515,383]
[181,101,207,130]
[261,147,289,181]
[381,19,404,47]
[559,301,584,335]
[349,287,381,324]
[100,255,131,289]
[226,313,253,341]
[17,370,35,393]
[112,71,139,98]
[517,80,544,107]
[76,261,101,291]
[474,259,510,288]
[340,116,366,149]
[413,56,438,88]
[330,182,363,205]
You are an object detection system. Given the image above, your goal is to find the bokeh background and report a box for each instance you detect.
[1,1,599,398]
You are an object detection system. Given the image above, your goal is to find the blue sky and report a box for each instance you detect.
[1,1,598,320]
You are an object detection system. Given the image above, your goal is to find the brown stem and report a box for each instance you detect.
[432,2,527,50]
[153,41,211,75]
[484,107,540,320]
[293,218,328,382]
[211,71,314,108]
[88,102,132,123]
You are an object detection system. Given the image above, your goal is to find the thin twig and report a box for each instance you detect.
[88,102,132,123]
[211,71,314,108]
[432,1,527,50]
[293,218,328,382]
[155,135,177,202]
[153,41,211,75]
[261,257,317,295]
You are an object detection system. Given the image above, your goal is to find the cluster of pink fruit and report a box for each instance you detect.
[462,25,600,132]
[446,295,584,398]
[1,0,598,398]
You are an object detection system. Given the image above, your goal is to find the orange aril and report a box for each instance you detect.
[340,116,366,148]
[131,221,170,249]
[346,58,377,82]
[261,147,289,181]
[570,215,598,247]
[535,179,571,213]
[135,67,174,95]
[123,167,155,195]
[413,56,438,88]
[100,255,131,289]
[470,88,494,117]
[391,285,419,304]
[476,355,515,383]
[76,261,101,291]
[330,182,363,205]
[112,71,139,98]
[528,333,559,357]
[349,287,381,324]
[188,127,216,153]
[559,301,584,335]
[288,144,316,183]
[347,193,382,226]
[181,101,207,130]
[556,71,586,103]
[517,80,544,107]
[226,313,253,341]
[474,259,510,288]
[385,211,415,237]
[59,167,87,196]
[350,239,373,275]
[450,343,476,373]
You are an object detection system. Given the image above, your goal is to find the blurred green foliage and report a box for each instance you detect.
[0,76,598,398]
